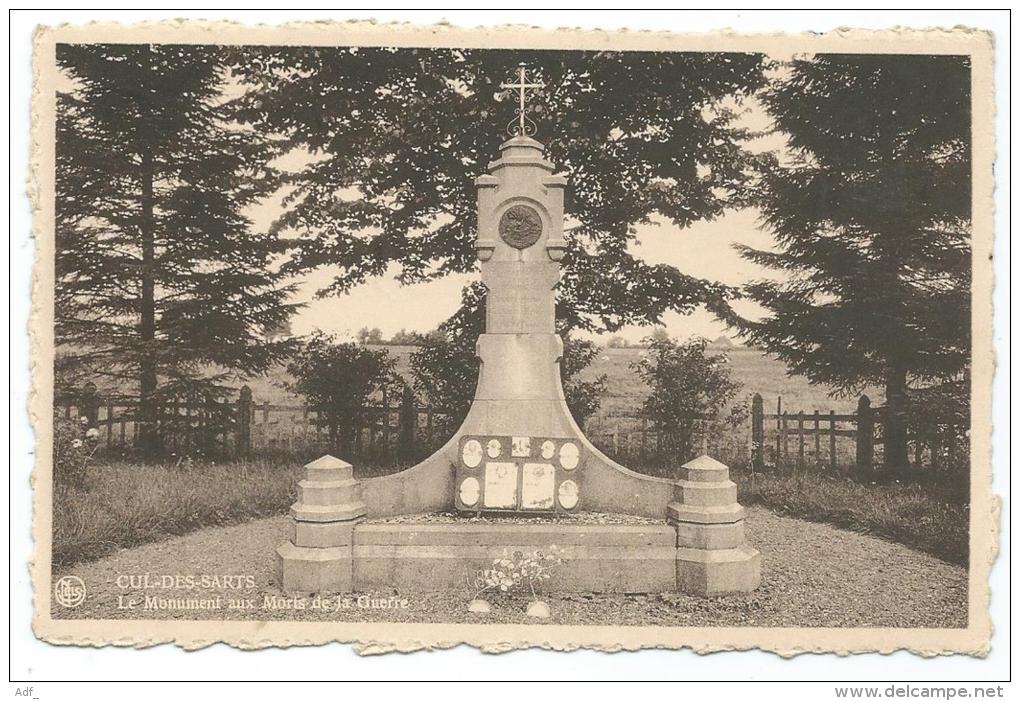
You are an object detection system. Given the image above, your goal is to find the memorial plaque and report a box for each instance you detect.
[486,438,503,458]
[498,204,543,249]
[483,461,518,509]
[512,435,531,457]
[456,434,583,513]
[521,462,555,509]
[540,439,556,459]
[558,479,579,509]
[462,439,483,468]
[459,477,480,507]
[559,441,580,470]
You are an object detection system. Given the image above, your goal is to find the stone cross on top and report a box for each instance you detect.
[499,63,545,137]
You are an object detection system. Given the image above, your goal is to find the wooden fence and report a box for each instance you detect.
[751,393,964,477]
[55,382,448,460]
[56,383,964,477]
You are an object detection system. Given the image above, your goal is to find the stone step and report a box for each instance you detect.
[354,522,676,547]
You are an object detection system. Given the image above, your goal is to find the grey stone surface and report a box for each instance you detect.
[354,522,676,547]
[277,456,366,593]
[291,520,358,549]
[675,521,747,550]
[354,543,677,593]
[275,542,354,593]
[676,545,762,596]
[668,456,761,595]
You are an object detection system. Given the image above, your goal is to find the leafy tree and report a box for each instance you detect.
[734,54,971,472]
[633,336,741,465]
[560,333,608,428]
[408,285,484,440]
[606,336,629,349]
[646,327,670,346]
[356,327,384,345]
[287,333,397,455]
[231,48,767,332]
[56,44,297,454]
[410,282,607,442]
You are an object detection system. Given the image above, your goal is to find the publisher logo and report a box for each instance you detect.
[54,575,87,608]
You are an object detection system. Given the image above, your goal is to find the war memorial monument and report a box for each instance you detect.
[276,66,761,598]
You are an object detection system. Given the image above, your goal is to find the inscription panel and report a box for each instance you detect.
[484,462,519,509]
[455,435,583,513]
[521,463,555,509]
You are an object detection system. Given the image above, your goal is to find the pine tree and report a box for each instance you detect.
[735,54,971,472]
[231,48,767,332]
[56,44,297,454]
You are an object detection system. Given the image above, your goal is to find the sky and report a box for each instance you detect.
[283,208,782,345]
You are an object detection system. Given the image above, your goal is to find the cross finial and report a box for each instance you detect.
[498,63,545,137]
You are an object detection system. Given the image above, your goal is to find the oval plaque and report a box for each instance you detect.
[498,204,543,249]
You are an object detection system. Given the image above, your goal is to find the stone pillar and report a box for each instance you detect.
[276,455,365,592]
[667,455,761,595]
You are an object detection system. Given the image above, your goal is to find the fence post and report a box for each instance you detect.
[775,396,782,463]
[105,401,115,448]
[829,409,837,472]
[751,393,764,472]
[813,409,821,467]
[781,411,789,469]
[237,385,253,457]
[797,411,805,470]
[856,394,874,476]
[398,385,416,463]
[80,382,100,427]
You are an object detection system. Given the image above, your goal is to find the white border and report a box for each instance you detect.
[8,8,1011,686]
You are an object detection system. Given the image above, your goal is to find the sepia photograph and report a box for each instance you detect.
[25,17,997,660]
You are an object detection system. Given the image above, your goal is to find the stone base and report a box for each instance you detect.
[275,542,353,593]
[277,520,763,595]
[276,521,680,594]
[353,522,678,593]
[676,544,761,596]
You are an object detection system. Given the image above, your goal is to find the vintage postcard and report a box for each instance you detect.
[30,20,996,655]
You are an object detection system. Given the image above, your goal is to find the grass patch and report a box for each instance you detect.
[53,455,407,568]
[52,457,309,568]
[734,470,969,567]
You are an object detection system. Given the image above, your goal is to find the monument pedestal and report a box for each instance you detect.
[274,453,759,596]
[667,456,761,595]
[275,456,364,593]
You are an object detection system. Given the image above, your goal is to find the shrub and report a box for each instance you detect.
[287,332,399,455]
[53,410,100,488]
[633,335,742,464]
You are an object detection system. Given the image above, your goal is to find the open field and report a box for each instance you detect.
[60,344,882,467]
[235,344,883,417]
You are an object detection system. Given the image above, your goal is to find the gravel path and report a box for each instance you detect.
[52,507,967,628]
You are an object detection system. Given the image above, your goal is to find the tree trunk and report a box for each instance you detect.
[883,365,909,475]
[137,47,159,456]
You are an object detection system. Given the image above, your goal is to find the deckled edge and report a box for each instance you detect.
[26,18,999,658]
